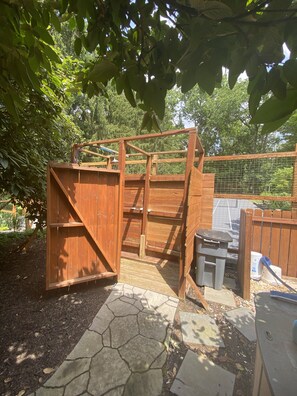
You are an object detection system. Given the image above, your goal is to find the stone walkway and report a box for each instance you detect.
[30,282,256,396]
[29,283,179,396]
[171,284,256,396]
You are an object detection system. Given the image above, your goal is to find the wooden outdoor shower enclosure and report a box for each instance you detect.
[47,128,214,300]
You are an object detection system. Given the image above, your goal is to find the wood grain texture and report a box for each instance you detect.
[47,164,121,290]
[119,257,179,297]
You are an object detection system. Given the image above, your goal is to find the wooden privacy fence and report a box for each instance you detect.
[238,209,297,299]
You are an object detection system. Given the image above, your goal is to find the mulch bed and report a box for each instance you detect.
[0,234,114,396]
[1,234,295,396]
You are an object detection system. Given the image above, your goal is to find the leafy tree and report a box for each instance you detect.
[180,79,281,155]
[2,1,297,131]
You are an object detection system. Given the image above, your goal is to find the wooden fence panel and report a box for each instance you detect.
[47,164,121,289]
[239,209,297,296]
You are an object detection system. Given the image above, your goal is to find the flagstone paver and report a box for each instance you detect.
[205,286,236,307]
[29,284,178,396]
[179,311,225,347]
[170,350,236,396]
[224,307,257,341]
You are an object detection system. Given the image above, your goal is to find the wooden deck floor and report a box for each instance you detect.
[119,256,179,297]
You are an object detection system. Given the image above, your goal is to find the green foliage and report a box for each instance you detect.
[2,1,297,131]
[180,79,281,155]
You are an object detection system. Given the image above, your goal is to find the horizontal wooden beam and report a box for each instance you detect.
[126,142,150,157]
[214,193,296,202]
[252,217,297,225]
[47,272,116,289]
[80,148,110,159]
[76,128,198,148]
[204,151,296,162]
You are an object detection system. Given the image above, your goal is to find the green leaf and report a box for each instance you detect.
[50,11,61,32]
[190,0,233,20]
[181,68,197,93]
[124,81,136,107]
[3,93,19,121]
[140,112,151,130]
[251,89,297,124]
[267,67,286,99]
[261,115,291,134]
[76,15,84,32]
[43,44,62,64]
[115,74,125,94]
[196,64,216,95]
[88,60,118,83]
[74,37,82,56]
[33,26,55,45]
[249,89,261,116]
[283,59,297,88]
[151,114,161,131]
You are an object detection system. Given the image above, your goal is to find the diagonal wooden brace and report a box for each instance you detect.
[50,168,116,274]
[186,273,209,310]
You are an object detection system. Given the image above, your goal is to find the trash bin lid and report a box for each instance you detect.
[196,229,233,243]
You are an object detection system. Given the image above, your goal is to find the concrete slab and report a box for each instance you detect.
[224,307,257,342]
[170,350,235,396]
[205,287,236,307]
[179,311,225,347]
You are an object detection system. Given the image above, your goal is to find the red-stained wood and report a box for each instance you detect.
[278,211,292,274]
[238,209,252,300]
[260,209,273,257]
[47,164,121,290]
[270,210,282,265]
[287,210,297,277]
[252,209,263,253]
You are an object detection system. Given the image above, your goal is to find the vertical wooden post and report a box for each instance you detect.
[151,154,158,175]
[179,130,197,298]
[140,155,152,258]
[292,144,297,213]
[238,209,252,300]
[106,157,112,169]
[116,140,126,277]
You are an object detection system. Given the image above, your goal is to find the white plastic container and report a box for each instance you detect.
[251,251,263,280]
[262,265,282,285]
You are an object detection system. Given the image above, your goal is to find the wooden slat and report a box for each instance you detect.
[270,210,282,265]
[278,211,292,275]
[47,272,116,290]
[252,209,263,253]
[287,210,297,277]
[204,151,296,162]
[49,222,83,228]
[238,209,252,300]
[260,209,272,257]
[214,193,295,202]
[119,258,179,297]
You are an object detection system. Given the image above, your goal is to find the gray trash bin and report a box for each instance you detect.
[195,229,232,290]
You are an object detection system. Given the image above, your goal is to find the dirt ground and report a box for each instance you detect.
[1,234,296,396]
